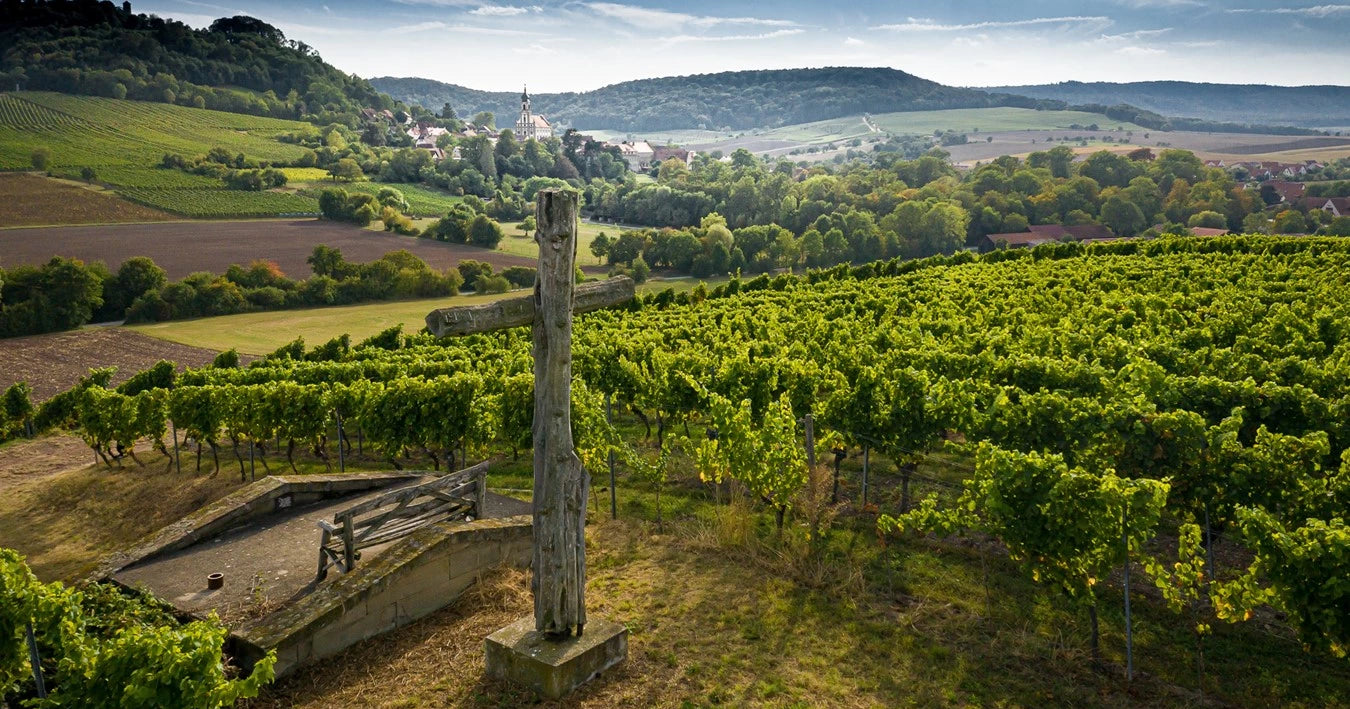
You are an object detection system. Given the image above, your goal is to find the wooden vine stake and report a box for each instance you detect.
[531,189,588,637]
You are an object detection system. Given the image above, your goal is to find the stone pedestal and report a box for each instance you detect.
[484,616,628,699]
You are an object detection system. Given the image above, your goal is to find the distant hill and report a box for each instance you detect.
[372,68,1052,132]
[0,0,398,123]
[990,81,1350,130]
[373,69,1322,136]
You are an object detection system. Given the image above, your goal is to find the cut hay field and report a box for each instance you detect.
[0,219,532,279]
[0,173,175,228]
[494,219,630,260]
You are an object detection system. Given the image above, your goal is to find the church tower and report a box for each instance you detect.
[516,85,536,140]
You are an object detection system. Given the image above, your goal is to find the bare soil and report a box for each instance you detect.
[0,219,535,280]
[0,327,236,402]
[0,173,174,228]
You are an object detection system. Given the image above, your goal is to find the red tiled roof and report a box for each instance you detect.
[1269,181,1306,202]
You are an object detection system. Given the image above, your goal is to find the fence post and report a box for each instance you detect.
[606,392,616,520]
[26,621,45,698]
[862,445,870,507]
[804,413,816,469]
[335,410,345,473]
[1123,504,1134,682]
[171,420,181,474]
[249,438,255,481]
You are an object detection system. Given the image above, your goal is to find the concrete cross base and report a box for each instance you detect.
[484,616,628,699]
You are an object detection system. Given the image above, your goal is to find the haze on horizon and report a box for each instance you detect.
[137,1,1350,93]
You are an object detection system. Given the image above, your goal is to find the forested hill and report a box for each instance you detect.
[0,0,398,123]
[990,81,1350,130]
[371,68,1050,132]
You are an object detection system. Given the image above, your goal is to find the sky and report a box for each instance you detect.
[135,1,1350,92]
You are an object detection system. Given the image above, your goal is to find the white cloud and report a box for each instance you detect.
[470,5,532,16]
[1229,4,1350,17]
[664,29,805,43]
[843,36,865,46]
[584,2,796,29]
[873,16,1112,32]
[384,21,542,35]
[1116,45,1167,56]
[1098,28,1173,41]
[1113,0,1204,7]
[513,42,556,54]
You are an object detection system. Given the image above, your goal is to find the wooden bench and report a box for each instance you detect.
[316,462,489,581]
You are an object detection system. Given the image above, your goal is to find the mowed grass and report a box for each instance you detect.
[495,219,631,259]
[0,173,175,228]
[125,290,524,354]
[129,276,723,353]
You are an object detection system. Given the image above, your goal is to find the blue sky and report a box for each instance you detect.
[136,1,1350,91]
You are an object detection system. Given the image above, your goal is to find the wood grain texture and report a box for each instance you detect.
[531,189,589,637]
[424,277,634,338]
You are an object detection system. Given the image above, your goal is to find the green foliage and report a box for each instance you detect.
[0,549,274,706]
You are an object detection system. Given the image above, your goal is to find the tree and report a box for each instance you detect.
[471,111,495,128]
[328,158,363,182]
[30,147,51,172]
[519,215,537,236]
[440,102,457,120]
[1101,195,1147,236]
[1188,210,1227,229]
[468,214,504,248]
[590,232,611,263]
[1273,210,1307,234]
[918,202,970,256]
[630,255,650,284]
[80,166,97,183]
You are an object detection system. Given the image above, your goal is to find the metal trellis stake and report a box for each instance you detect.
[862,445,870,507]
[26,621,46,698]
[606,392,616,520]
[1123,503,1134,682]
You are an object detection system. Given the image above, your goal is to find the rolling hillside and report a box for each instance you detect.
[991,81,1350,130]
[0,92,319,217]
[372,68,1048,132]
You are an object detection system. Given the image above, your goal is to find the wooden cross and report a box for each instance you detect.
[426,190,633,637]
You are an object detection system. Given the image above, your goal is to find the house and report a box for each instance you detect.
[1306,197,1350,217]
[609,140,655,171]
[1268,181,1307,203]
[982,223,1114,251]
[651,146,694,168]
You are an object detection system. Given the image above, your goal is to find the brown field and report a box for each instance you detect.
[0,327,237,401]
[0,219,534,279]
[0,173,174,228]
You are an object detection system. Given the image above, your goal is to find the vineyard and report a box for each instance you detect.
[4,235,1350,705]
[0,92,317,218]
[117,188,319,218]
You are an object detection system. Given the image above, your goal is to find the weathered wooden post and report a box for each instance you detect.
[429,190,630,699]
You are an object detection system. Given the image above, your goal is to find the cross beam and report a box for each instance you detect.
[424,277,634,338]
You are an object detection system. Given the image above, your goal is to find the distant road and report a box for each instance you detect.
[0,219,534,280]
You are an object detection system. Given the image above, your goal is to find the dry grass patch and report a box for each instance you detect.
[0,439,246,581]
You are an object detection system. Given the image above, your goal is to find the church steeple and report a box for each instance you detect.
[517,84,535,140]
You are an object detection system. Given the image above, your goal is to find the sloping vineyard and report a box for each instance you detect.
[7,235,1350,670]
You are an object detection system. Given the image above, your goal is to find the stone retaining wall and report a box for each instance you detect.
[229,514,533,677]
